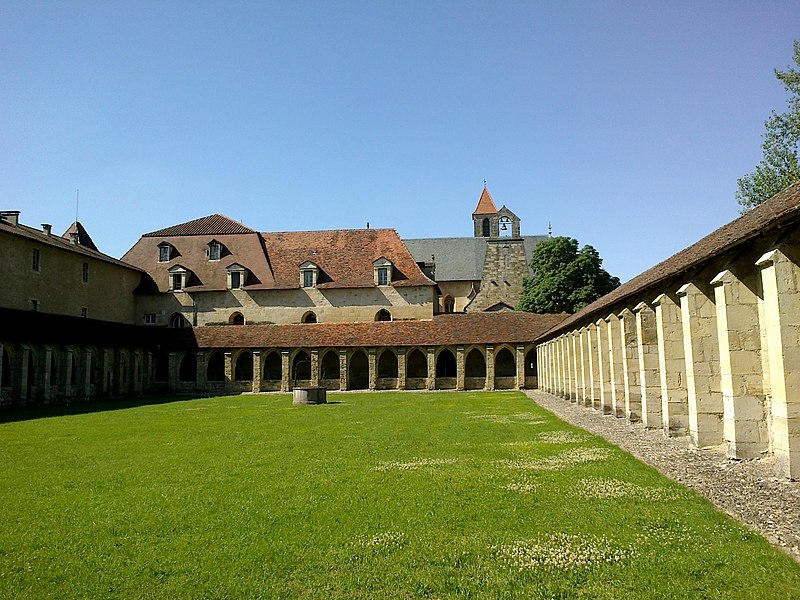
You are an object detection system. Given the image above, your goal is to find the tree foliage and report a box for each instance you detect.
[517,236,620,314]
[737,40,800,211]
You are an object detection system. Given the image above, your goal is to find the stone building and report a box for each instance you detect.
[534,182,800,480]
[405,187,547,313]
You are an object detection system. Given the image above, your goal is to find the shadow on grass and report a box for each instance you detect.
[0,395,199,424]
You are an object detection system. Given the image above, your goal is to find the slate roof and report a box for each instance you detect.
[537,181,800,341]
[62,221,99,251]
[473,187,499,215]
[143,214,255,237]
[183,312,567,350]
[405,236,546,281]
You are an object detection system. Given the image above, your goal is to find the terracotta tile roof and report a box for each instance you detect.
[473,187,499,215]
[62,221,99,251]
[143,214,255,237]
[261,229,435,289]
[537,182,800,341]
[183,312,567,350]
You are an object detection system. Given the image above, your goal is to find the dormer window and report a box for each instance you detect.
[227,263,247,290]
[158,243,173,263]
[208,240,222,261]
[373,258,393,286]
[168,265,189,291]
[299,261,319,288]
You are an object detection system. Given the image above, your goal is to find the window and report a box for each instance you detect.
[377,267,389,286]
[230,271,241,289]
[299,261,318,288]
[303,270,314,287]
[81,307,88,318]
[158,244,171,262]
[443,296,455,313]
[32,248,41,271]
[208,242,221,261]
[172,273,183,291]
[31,299,38,312]
[375,309,391,322]
[82,262,89,283]
[168,266,189,291]
[229,312,245,325]
[144,313,157,325]
[302,311,317,323]
[373,258,393,286]
[169,313,189,328]
[227,264,247,290]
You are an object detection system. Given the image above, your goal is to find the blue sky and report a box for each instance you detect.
[1,1,798,283]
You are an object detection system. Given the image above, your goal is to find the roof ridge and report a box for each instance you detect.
[144,214,256,237]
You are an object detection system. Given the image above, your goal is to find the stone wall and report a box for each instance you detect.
[468,238,529,311]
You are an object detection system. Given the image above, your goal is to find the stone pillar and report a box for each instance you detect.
[678,282,723,448]
[571,334,579,402]
[18,346,30,402]
[133,350,143,395]
[196,352,206,392]
[757,248,800,479]
[224,351,234,392]
[0,343,4,394]
[587,324,598,408]
[80,348,92,401]
[595,319,610,414]
[515,344,525,390]
[634,302,661,428]
[456,346,466,390]
[543,343,550,392]
[654,293,688,435]
[579,328,588,405]
[339,350,348,391]
[167,352,178,393]
[563,335,572,400]
[63,348,73,400]
[398,348,407,390]
[252,350,262,393]
[427,347,436,390]
[310,349,319,388]
[618,309,642,422]
[280,351,290,392]
[368,348,377,391]
[710,269,768,459]
[606,314,624,417]
[485,345,495,391]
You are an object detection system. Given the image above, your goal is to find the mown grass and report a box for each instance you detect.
[0,391,798,599]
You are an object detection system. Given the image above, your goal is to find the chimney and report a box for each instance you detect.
[42,224,52,236]
[0,211,20,226]
[70,232,79,245]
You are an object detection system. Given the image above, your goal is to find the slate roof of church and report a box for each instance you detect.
[122,216,435,292]
[62,221,99,251]
[473,187,499,215]
[537,181,800,341]
[182,312,567,349]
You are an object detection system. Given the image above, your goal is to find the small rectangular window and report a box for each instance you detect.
[81,307,88,318]
[159,246,170,262]
[377,267,389,286]
[209,243,221,260]
[31,299,38,312]
[144,313,157,325]
[302,270,314,288]
[82,262,89,283]
[230,271,241,289]
[32,248,41,271]
[172,273,183,291]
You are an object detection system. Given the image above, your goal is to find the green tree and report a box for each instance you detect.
[517,236,620,314]
[737,40,800,211]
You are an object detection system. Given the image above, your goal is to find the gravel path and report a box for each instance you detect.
[525,390,800,563]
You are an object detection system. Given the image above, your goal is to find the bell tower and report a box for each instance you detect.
[473,186,499,237]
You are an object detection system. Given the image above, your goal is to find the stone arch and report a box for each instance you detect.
[348,350,369,390]
[302,311,317,323]
[320,349,340,381]
[482,217,490,237]
[48,348,59,391]
[169,313,189,328]
[67,348,78,387]
[443,296,455,313]
[377,349,398,379]
[292,350,311,382]
[262,351,282,381]
[375,309,392,322]
[153,350,169,383]
[229,312,245,325]
[436,348,457,378]
[465,347,486,378]
[206,351,225,382]
[179,352,197,382]
[88,349,100,385]
[406,348,427,380]
[234,350,253,382]
[494,346,516,389]
[525,347,537,377]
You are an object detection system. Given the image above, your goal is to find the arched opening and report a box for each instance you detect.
[406,349,427,379]
[169,313,189,328]
[292,351,311,382]
[26,350,36,401]
[320,350,339,381]
[234,351,253,382]
[179,353,197,382]
[207,352,225,382]
[302,311,317,323]
[443,296,455,313]
[89,352,98,385]
[436,349,456,377]
[262,352,282,381]
[465,348,486,378]
[1,346,12,390]
[348,350,369,390]
[495,348,516,377]
[49,352,58,390]
[482,218,490,237]
[120,353,129,385]
[69,352,78,386]
[229,312,245,325]
[375,309,391,322]
[154,351,169,382]
[525,348,537,378]
[377,350,398,379]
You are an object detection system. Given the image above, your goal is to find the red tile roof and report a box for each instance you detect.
[187,312,567,349]
[143,214,255,237]
[473,187,499,215]
[537,182,800,341]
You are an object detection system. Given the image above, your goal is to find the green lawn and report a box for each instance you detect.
[1,391,798,599]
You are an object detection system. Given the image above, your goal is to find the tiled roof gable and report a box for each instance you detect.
[62,221,99,251]
[473,187,499,215]
[144,214,255,237]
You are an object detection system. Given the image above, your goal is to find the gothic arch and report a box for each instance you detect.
[320,349,340,381]
[292,350,311,381]
[169,313,189,328]
[465,347,486,378]
[494,346,516,387]
[234,350,253,382]
[406,347,427,379]
[443,296,455,313]
[435,348,457,378]
[179,352,197,382]
[348,349,369,390]
[377,349,398,379]
[153,350,169,383]
[206,352,225,382]
[262,351,282,381]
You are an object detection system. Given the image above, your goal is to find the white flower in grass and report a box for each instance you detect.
[373,457,458,472]
[575,478,680,501]
[358,531,406,549]
[496,447,613,470]
[491,533,637,571]
[536,431,588,444]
